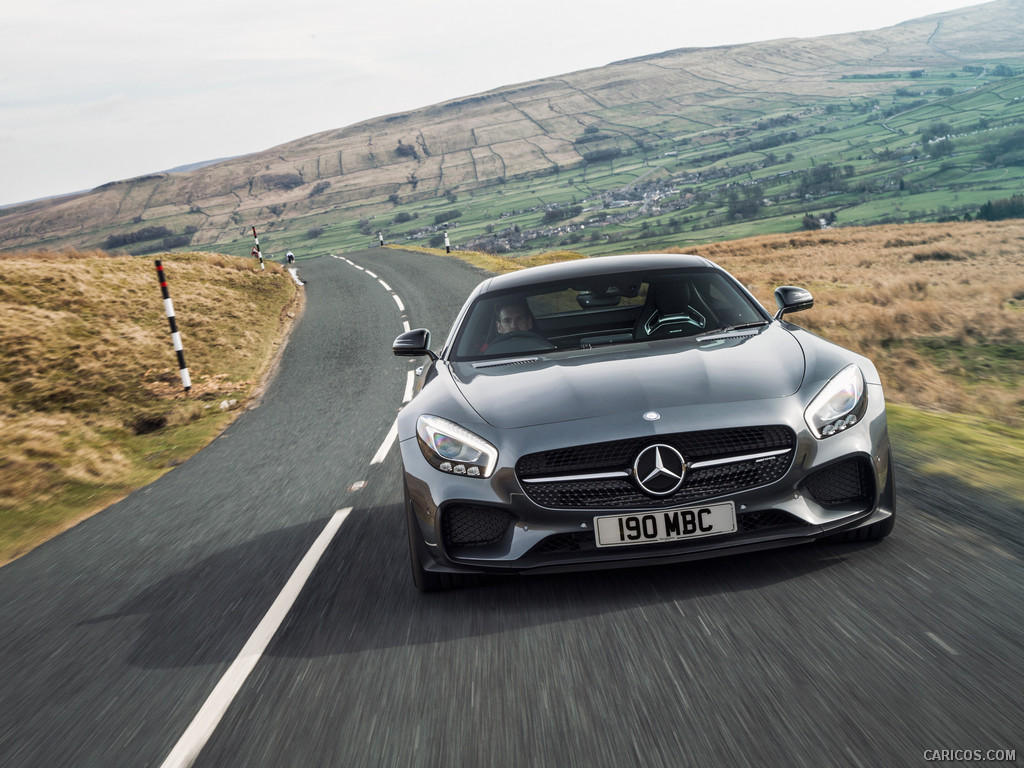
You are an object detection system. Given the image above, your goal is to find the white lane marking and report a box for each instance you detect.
[378,279,392,291]
[392,294,405,312]
[403,371,415,403]
[925,631,959,656]
[371,418,399,465]
[159,508,352,768]
[402,320,410,333]
[365,269,379,278]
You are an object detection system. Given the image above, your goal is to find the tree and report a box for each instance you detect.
[802,214,821,230]
[434,210,462,225]
[977,194,1024,221]
[930,139,954,158]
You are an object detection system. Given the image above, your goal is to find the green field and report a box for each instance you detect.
[175,68,1024,263]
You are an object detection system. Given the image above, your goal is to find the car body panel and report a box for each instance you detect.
[448,325,806,429]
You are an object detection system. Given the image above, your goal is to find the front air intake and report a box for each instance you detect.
[803,457,874,508]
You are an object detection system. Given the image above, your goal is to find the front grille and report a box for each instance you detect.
[528,509,809,556]
[802,457,873,507]
[441,505,513,548]
[517,425,796,510]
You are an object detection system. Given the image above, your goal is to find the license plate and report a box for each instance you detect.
[595,502,736,547]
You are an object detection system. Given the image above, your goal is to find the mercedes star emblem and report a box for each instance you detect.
[633,443,686,496]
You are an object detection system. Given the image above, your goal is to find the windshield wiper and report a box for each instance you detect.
[701,320,770,335]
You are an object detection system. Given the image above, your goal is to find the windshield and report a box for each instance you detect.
[451,267,767,361]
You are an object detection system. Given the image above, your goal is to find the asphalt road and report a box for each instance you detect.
[1,249,1021,767]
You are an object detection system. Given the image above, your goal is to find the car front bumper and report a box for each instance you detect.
[400,387,896,577]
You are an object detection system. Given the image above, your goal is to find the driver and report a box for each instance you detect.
[479,300,539,353]
[495,301,534,335]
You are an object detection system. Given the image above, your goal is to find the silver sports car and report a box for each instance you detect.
[393,253,895,591]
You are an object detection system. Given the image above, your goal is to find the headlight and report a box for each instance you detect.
[804,365,866,439]
[416,415,498,478]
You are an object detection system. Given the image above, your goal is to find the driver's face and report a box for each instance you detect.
[497,305,533,333]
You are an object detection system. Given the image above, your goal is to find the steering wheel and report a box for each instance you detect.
[486,330,555,352]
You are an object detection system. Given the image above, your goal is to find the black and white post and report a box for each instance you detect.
[154,260,192,392]
[444,229,451,254]
[251,226,265,270]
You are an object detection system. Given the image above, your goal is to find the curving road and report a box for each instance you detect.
[0,249,1021,767]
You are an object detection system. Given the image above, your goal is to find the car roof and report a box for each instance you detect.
[478,253,716,293]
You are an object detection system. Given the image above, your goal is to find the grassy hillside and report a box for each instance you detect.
[0,251,299,564]
[1,1,1023,261]
[3,220,1020,565]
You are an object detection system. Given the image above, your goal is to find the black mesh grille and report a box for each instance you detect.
[442,505,513,548]
[803,457,874,507]
[517,426,796,510]
[527,510,809,556]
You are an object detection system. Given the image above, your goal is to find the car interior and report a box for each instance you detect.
[455,270,763,359]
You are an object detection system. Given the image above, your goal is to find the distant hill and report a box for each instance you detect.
[2,0,1023,257]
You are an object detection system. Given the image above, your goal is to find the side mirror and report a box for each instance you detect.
[773,286,814,320]
[393,328,437,359]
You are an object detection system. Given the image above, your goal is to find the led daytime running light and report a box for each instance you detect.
[417,415,497,478]
[805,365,866,439]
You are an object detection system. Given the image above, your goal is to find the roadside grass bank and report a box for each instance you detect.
[0,250,299,565]
[887,405,1024,506]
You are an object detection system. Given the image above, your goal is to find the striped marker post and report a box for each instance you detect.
[154,260,192,392]
[251,226,265,270]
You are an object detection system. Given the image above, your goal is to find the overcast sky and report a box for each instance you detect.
[0,0,984,207]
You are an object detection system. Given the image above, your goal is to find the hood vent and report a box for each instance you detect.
[472,357,540,369]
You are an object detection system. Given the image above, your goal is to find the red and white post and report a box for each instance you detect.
[251,226,265,270]
[154,260,192,392]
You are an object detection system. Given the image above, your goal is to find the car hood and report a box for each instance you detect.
[450,325,806,429]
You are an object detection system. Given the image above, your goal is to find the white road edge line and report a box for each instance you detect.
[371,418,399,465]
[159,508,353,768]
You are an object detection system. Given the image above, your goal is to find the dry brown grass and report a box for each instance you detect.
[0,250,299,562]
[677,221,1024,424]
[390,245,587,273]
